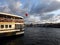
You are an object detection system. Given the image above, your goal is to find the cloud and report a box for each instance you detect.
[0,0,26,16]
[0,0,60,14]
[0,3,11,13]
[26,0,60,24]
[25,15,41,24]
[0,0,60,24]
[41,9,60,23]
[29,0,60,14]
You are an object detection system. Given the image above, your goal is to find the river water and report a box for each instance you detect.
[0,27,60,45]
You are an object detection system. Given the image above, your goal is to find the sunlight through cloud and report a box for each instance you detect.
[56,0,60,2]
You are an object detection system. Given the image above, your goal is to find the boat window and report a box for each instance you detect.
[15,24,20,29]
[5,25,8,28]
[1,25,4,28]
[15,17,23,19]
[9,25,12,28]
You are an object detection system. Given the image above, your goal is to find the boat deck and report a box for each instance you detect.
[0,30,20,33]
[0,29,24,37]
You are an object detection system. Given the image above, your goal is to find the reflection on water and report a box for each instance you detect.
[24,27,59,45]
[0,35,24,45]
[0,27,60,45]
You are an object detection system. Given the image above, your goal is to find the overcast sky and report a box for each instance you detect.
[0,0,60,24]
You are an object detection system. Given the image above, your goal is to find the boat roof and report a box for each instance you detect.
[0,12,23,18]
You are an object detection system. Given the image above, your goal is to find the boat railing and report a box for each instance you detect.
[0,17,24,23]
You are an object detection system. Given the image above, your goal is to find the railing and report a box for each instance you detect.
[0,18,24,23]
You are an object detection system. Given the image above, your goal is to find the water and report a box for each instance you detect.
[0,27,60,45]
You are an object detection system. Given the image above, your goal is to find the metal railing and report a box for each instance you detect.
[0,18,24,23]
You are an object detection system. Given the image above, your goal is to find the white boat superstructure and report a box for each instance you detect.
[0,12,24,37]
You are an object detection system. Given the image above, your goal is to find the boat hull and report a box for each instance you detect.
[0,29,24,37]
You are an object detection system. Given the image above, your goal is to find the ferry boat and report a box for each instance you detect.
[0,12,24,37]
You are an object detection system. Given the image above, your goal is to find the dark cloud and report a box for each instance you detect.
[0,0,26,16]
[29,0,60,14]
[0,0,60,23]
[0,0,60,15]
[40,14,54,20]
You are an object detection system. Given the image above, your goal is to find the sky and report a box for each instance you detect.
[0,0,60,24]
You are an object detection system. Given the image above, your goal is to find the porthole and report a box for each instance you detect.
[9,25,12,28]
[1,25,4,28]
[5,25,8,28]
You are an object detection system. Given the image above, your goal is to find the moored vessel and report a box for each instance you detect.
[0,12,24,37]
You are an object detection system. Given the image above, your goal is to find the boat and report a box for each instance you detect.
[0,12,24,37]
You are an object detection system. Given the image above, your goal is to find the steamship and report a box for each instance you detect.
[0,12,24,37]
